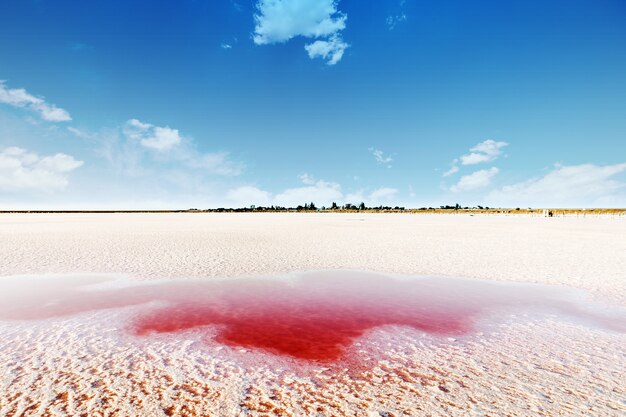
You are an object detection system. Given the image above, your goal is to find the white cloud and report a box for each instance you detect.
[123,119,182,152]
[460,139,508,165]
[253,0,349,65]
[225,186,272,206]
[487,163,626,207]
[450,167,499,192]
[369,147,393,167]
[253,0,346,43]
[304,35,348,65]
[0,81,71,122]
[0,146,83,192]
[369,187,399,202]
[221,43,233,49]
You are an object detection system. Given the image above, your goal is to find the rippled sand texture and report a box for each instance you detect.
[0,213,625,416]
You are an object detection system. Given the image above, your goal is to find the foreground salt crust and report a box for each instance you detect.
[0,213,625,416]
[0,287,624,416]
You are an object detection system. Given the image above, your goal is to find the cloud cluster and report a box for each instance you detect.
[0,76,245,198]
[488,163,626,207]
[444,139,507,192]
[0,81,71,122]
[0,147,83,192]
[444,139,508,177]
[253,0,349,65]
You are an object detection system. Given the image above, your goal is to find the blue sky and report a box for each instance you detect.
[1,0,625,209]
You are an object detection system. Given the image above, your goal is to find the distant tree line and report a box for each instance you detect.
[436,204,491,210]
[193,202,503,213]
[203,202,407,212]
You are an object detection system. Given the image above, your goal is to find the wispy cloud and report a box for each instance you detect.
[106,119,244,177]
[442,162,459,177]
[253,0,349,65]
[0,146,83,192]
[487,163,626,207]
[0,81,71,122]
[221,43,233,49]
[386,13,407,30]
[67,126,96,140]
[450,167,499,192]
[460,140,508,165]
[182,151,243,176]
[386,0,408,30]
[369,147,393,167]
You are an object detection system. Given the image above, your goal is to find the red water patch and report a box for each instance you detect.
[133,296,475,361]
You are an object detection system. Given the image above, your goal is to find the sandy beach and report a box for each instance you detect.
[1,213,625,416]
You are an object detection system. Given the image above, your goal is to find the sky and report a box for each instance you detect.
[1,0,625,209]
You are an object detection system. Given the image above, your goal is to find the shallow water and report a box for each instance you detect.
[0,271,623,362]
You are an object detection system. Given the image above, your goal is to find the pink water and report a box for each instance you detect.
[0,271,623,362]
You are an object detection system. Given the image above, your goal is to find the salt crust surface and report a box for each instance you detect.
[1,213,625,304]
[0,213,625,416]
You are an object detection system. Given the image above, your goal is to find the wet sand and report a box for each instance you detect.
[0,213,625,416]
